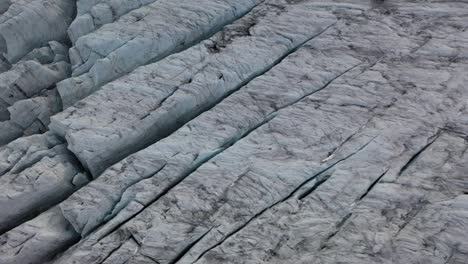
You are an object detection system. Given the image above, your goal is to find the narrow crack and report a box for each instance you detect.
[322,114,377,163]
[287,136,378,201]
[140,252,162,264]
[398,131,441,177]
[129,232,142,247]
[12,83,29,98]
[393,201,428,238]
[297,169,334,200]
[444,247,457,264]
[319,212,353,250]
[275,61,363,113]
[139,77,193,121]
[13,233,36,249]
[169,227,213,264]
[357,168,389,201]
[5,146,57,176]
[98,238,126,264]
[191,136,377,263]
[101,162,168,228]
[410,36,432,54]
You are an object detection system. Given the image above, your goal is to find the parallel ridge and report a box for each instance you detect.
[0,1,468,264]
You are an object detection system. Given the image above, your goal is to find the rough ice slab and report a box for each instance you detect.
[194,131,468,264]
[0,41,70,146]
[53,2,468,264]
[57,0,262,107]
[0,0,468,263]
[0,0,75,64]
[55,0,444,237]
[56,56,468,264]
[50,0,338,176]
[0,207,79,264]
[56,0,378,236]
[68,0,159,43]
[0,133,88,234]
[0,55,69,121]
